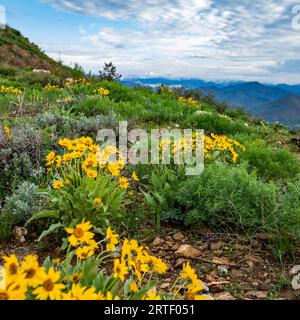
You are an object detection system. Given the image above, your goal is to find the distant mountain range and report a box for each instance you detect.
[199,82,289,110]
[254,94,300,128]
[123,77,300,128]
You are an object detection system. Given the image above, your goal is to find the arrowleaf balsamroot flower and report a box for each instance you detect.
[75,246,95,260]
[106,226,119,251]
[113,259,128,282]
[3,254,19,279]
[33,267,65,300]
[132,171,139,182]
[66,221,94,246]
[93,197,102,206]
[53,180,64,189]
[119,177,129,189]
[0,223,210,300]
[21,255,43,287]
[0,285,26,300]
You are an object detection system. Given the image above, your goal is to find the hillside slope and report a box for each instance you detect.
[255,94,300,127]
[0,26,83,79]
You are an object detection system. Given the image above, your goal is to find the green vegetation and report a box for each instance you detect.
[0,59,299,267]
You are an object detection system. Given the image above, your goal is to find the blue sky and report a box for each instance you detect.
[1,0,300,83]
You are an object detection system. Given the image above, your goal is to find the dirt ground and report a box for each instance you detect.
[1,225,300,300]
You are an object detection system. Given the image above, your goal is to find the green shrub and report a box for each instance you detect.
[3,181,41,224]
[276,179,300,238]
[184,112,250,135]
[224,107,252,121]
[142,165,186,228]
[16,70,61,86]
[239,142,300,180]
[175,163,278,233]
[0,64,18,77]
[0,124,42,200]
[72,96,111,116]
[0,95,11,115]
[0,211,15,241]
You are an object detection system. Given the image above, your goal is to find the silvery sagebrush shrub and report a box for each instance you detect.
[34,111,119,137]
[3,181,41,225]
[0,124,42,199]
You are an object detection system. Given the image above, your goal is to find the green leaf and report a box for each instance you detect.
[92,271,105,291]
[25,210,60,226]
[38,222,63,242]
[142,190,157,208]
[130,281,157,300]
[81,258,99,286]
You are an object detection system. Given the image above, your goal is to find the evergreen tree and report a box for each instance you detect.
[99,62,122,82]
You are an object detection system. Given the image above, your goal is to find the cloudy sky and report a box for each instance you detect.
[1,0,300,83]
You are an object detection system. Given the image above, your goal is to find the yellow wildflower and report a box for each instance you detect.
[66,221,94,247]
[119,177,129,189]
[113,259,128,282]
[53,180,64,190]
[106,227,119,251]
[132,171,139,182]
[93,197,102,206]
[33,267,65,300]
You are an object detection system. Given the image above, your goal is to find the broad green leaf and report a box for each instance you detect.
[38,222,63,242]
[25,210,60,226]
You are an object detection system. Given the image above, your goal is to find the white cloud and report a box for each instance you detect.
[41,0,300,83]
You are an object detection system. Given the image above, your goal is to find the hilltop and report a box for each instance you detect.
[0,26,84,81]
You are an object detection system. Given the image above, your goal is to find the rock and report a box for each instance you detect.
[210,284,223,293]
[257,281,269,291]
[231,269,244,279]
[210,270,219,277]
[209,241,224,251]
[160,283,170,290]
[214,292,236,300]
[33,69,51,74]
[13,226,27,243]
[205,275,215,283]
[246,291,268,299]
[153,237,164,246]
[218,277,227,282]
[245,255,264,268]
[212,257,231,265]
[173,232,185,241]
[171,244,180,251]
[290,265,300,275]
[165,241,175,248]
[246,260,254,270]
[65,77,74,84]
[291,275,300,290]
[175,245,201,259]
